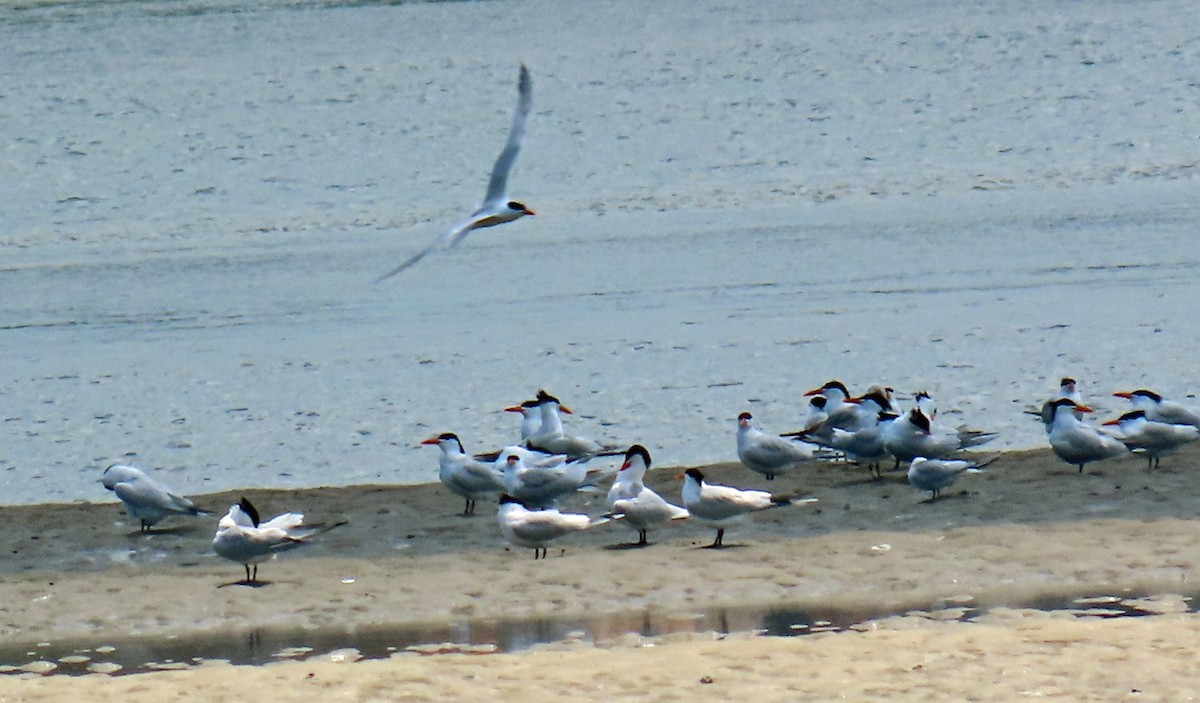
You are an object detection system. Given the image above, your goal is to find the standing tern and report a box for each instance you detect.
[679,468,816,548]
[376,64,535,281]
[99,463,211,532]
[420,432,505,514]
[1045,398,1127,473]
[524,389,623,460]
[907,456,994,501]
[1102,410,1200,469]
[211,497,347,584]
[1028,377,1084,431]
[1113,389,1200,430]
[605,445,688,547]
[497,494,611,559]
[736,411,820,480]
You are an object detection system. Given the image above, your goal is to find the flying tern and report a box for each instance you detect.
[376,64,535,281]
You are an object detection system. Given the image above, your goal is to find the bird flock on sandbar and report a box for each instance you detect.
[91,66,1200,578]
[100,379,1200,579]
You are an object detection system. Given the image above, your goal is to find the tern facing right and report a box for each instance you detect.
[497,494,611,559]
[679,468,816,548]
[211,497,347,584]
[100,463,211,532]
[376,64,535,281]
[605,445,689,546]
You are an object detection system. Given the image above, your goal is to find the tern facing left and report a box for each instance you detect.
[497,494,611,559]
[100,463,211,532]
[605,445,689,547]
[679,468,816,548]
[376,64,535,281]
[736,412,819,480]
[907,456,994,501]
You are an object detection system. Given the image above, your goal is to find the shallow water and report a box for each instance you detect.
[1,588,1191,676]
[3,0,1199,506]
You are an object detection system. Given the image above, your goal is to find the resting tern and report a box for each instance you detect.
[420,433,505,514]
[497,494,611,559]
[1102,410,1200,470]
[376,64,535,281]
[496,452,596,508]
[808,410,896,478]
[679,468,816,548]
[736,411,819,480]
[100,463,211,532]
[1029,377,1084,430]
[1045,398,1127,473]
[524,389,622,460]
[504,398,544,442]
[1113,389,1200,430]
[882,407,996,465]
[803,380,860,431]
[907,456,994,501]
[605,445,688,546]
[211,497,347,583]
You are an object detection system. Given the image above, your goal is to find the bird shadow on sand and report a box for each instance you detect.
[125,524,205,539]
[918,491,974,505]
[605,542,651,551]
[217,579,273,589]
[696,543,750,551]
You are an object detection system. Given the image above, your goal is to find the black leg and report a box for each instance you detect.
[638,530,648,546]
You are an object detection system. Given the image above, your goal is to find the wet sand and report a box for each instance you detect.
[2,441,1199,697]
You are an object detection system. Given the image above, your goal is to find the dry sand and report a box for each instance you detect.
[2,442,1199,698]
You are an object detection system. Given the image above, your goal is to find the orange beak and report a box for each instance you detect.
[1076,404,1095,413]
[1112,392,1132,399]
[419,437,440,446]
[503,405,525,413]
[1101,419,1120,426]
[559,405,573,415]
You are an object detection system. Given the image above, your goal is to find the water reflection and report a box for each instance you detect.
[1,590,1192,677]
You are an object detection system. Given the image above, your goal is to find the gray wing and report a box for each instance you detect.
[114,477,198,515]
[375,216,478,282]
[482,64,531,206]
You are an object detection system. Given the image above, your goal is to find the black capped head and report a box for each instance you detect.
[1132,389,1163,403]
[1060,377,1076,388]
[498,494,524,506]
[808,395,828,409]
[683,468,705,482]
[823,380,850,395]
[505,454,522,465]
[536,389,563,405]
[507,200,535,215]
[238,496,260,527]
[624,444,652,469]
[1118,410,1147,422]
[858,389,893,411]
[914,390,932,402]
[909,408,932,434]
[440,432,465,452]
